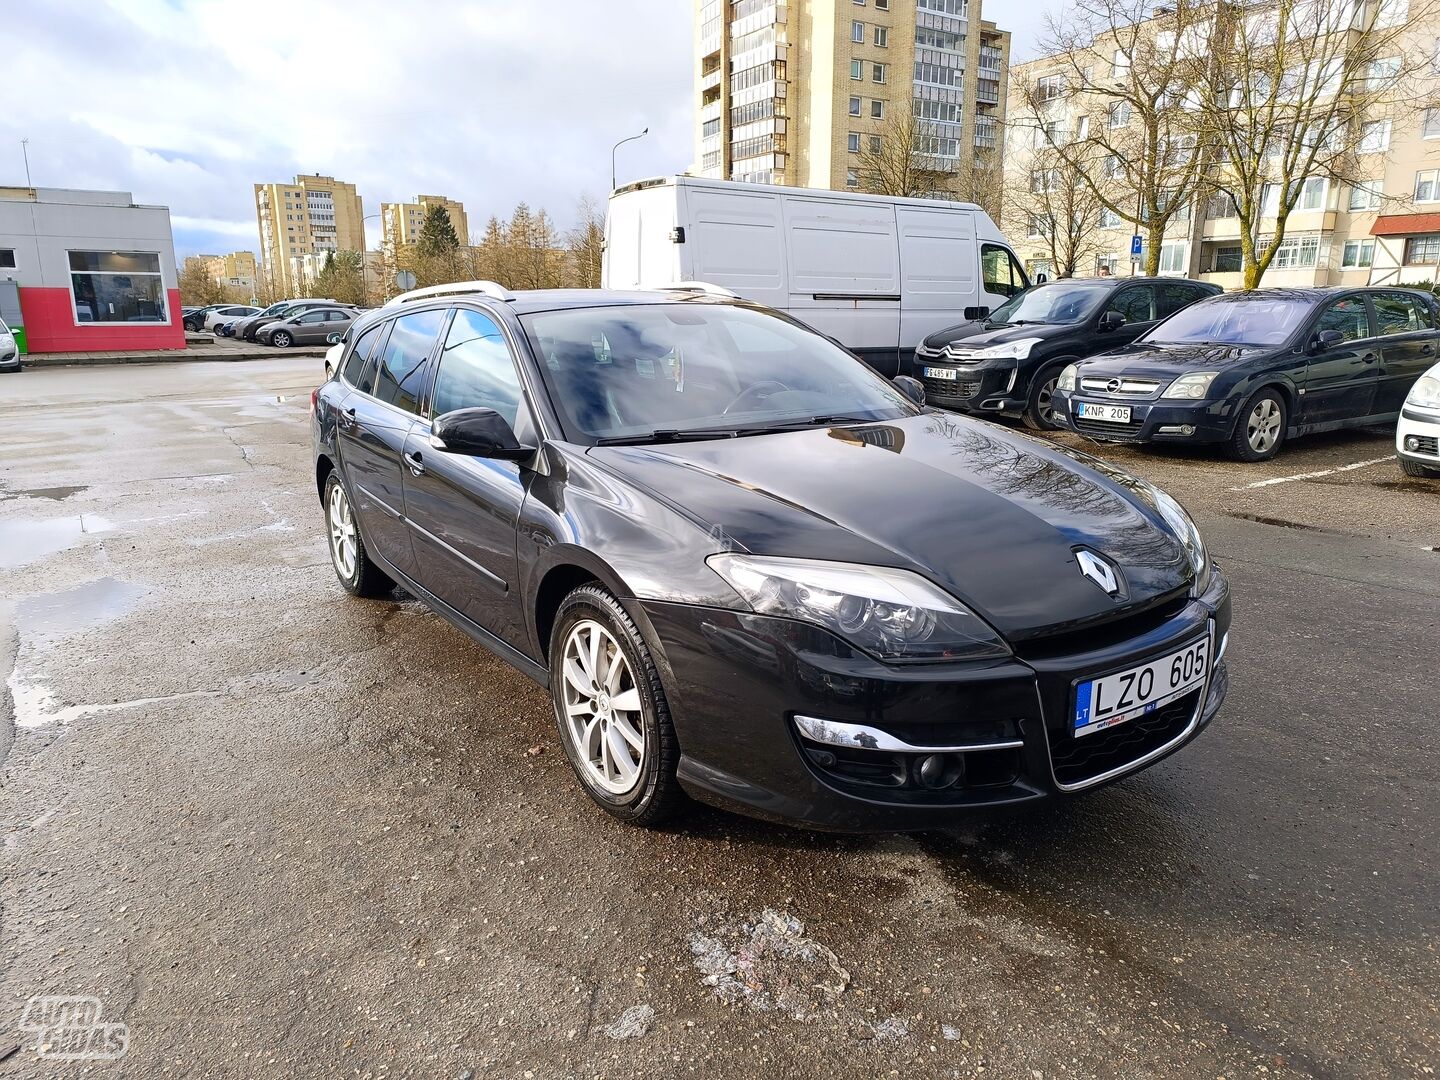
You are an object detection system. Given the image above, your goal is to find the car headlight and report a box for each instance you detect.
[1406,374,1440,410]
[706,553,1010,662]
[1147,487,1211,596]
[1162,371,1219,400]
[1057,363,1078,391]
[969,337,1043,361]
[0,332,13,350]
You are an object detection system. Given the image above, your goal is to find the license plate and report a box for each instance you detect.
[1073,636,1209,738]
[1077,401,1132,423]
[922,366,957,381]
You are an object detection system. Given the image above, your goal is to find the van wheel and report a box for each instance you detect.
[1022,361,1073,431]
[1229,388,1287,462]
[549,585,684,827]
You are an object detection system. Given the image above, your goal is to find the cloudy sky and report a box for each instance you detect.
[4,0,1051,260]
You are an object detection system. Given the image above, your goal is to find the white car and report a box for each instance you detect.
[0,317,19,372]
[1397,360,1440,478]
[203,305,261,332]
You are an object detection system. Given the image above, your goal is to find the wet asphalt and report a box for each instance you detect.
[0,357,1436,1079]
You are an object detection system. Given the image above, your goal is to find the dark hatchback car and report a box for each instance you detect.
[916,277,1220,430]
[312,282,1231,831]
[1052,286,1440,461]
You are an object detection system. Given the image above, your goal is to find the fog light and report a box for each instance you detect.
[915,753,963,790]
[1406,435,1421,451]
[1157,425,1196,437]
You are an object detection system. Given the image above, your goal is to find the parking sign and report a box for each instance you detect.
[1130,235,1144,257]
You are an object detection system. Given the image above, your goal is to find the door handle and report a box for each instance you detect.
[1422,343,1435,354]
[1360,353,1378,364]
[404,450,425,476]
[338,406,357,429]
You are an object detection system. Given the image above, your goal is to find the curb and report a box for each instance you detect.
[17,348,328,369]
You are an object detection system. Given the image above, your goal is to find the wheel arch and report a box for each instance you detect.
[1229,377,1297,437]
[315,453,335,502]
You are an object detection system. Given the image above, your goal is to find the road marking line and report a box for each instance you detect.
[1233,455,1397,490]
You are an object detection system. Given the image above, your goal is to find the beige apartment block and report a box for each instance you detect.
[254,174,365,295]
[1005,0,1440,287]
[694,0,1009,197]
[381,195,470,251]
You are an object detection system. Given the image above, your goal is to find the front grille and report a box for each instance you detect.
[1410,434,1439,458]
[1072,415,1144,437]
[923,376,981,400]
[1050,689,1199,787]
[1080,376,1161,396]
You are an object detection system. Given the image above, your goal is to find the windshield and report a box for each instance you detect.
[521,303,917,443]
[1145,297,1310,346]
[987,282,1109,326]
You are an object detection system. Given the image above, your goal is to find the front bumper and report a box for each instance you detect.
[1396,408,1440,469]
[1051,390,1235,444]
[641,569,1231,831]
[914,353,1026,415]
[0,348,18,370]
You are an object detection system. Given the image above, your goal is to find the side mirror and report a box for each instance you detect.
[1311,328,1344,353]
[963,305,990,321]
[893,374,926,406]
[1098,310,1125,332]
[431,408,534,460]
[325,331,342,345]
[1034,273,1049,284]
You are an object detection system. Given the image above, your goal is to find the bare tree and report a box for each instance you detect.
[565,197,605,288]
[1196,0,1438,288]
[1011,146,1107,276]
[854,103,1005,215]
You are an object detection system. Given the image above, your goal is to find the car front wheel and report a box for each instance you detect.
[1230,388,1288,461]
[270,330,292,348]
[1022,360,1074,431]
[1400,457,1439,478]
[549,584,683,827]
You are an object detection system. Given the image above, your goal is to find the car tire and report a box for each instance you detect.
[323,472,394,598]
[270,331,292,348]
[549,584,684,827]
[1229,387,1288,462]
[1400,457,1439,478]
[1021,360,1075,431]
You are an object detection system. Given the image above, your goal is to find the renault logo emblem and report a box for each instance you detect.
[1106,377,1123,394]
[1076,549,1121,595]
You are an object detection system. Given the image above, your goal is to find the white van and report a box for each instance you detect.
[602,175,1029,376]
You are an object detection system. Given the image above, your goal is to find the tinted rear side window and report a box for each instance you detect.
[1158,284,1206,318]
[373,309,447,414]
[1373,292,1434,334]
[342,322,384,387]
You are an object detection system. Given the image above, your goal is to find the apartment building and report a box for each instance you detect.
[381,195,470,251]
[254,174,365,294]
[1006,0,1440,288]
[186,251,258,291]
[694,0,1010,196]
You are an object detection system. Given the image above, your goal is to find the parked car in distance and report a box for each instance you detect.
[603,175,1030,376]
[0,317,19,372]
[1397,359,1440,477]
[1052,287,1440,461]
[234,299,337,342]
[312,280,1230,832]
[183,304,227,332]
[202,305,260,332]
[257,305,358,348]
[916,277,1221,430]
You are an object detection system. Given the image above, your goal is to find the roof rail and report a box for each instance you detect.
[657,281,739,298]
[385,280,513,307]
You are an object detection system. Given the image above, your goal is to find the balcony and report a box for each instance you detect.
[701,69,722,93]
[976,80,1000,105]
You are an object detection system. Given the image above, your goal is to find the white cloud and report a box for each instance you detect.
[1,0,692,257]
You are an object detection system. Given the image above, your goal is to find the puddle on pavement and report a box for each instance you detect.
[0,515,114,569]
[16,577,148,643]
[0,484,87,503]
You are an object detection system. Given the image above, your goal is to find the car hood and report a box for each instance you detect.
[588,414,1192,641]
[1077,340,1270,377]
[921,320,1076,351]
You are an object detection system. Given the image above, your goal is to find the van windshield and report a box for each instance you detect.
[987,282,1110,326]
[522,303,917,444]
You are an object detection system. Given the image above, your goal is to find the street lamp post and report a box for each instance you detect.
[611,127,649,192]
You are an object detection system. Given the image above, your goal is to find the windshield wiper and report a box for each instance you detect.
[592,428,747,446]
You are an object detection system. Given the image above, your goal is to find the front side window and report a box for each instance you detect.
[520,304,914,443]
[981,243,1028,297]
[1315,296,1370,341]
[431,309,527,429]
[372,309,446,414]
[1108,286,1157,323]
[1373,292,1433,333]
[68,251,167,325]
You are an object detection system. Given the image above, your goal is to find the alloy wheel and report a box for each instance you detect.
[1246,398,1282,454]
[328,482,357,580]
[560,619,644,795]
[1036,377,1059,426]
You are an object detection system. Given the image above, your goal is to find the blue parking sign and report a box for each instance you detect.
[1130,234,1144,257]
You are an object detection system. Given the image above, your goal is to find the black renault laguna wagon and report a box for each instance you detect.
[312,282,1231,831]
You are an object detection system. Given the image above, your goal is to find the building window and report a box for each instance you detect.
[1096,254,1120,275]
[876,0,889,8]
[869,135,883,153]
[851,59,863,80]
[871,99,885,119]
[1358,119,1392,153]
[1099,206,1122,228]
[1374,0,1408,28]
[1108,101,1131,129]
[1366,56,1401,88]
[1159,243,1188,274]
[872,63,886,83]
[1349,180,1383,210]
[846,169,860,187]
[1037,75,1065,101]
[853,20,865,42]
[68,251,168,325]
[1212,246,1243,273]
[874,26,888,46]
[1341,239,1375,268]
[1112,48,1130,79]
[848,133,861,153]
[1205,193,1235,220]
[1272,234,1321,269]
[849,95,862,116]
[0,249,14,269]
[1424,109,1440,139]
[1298,177,1327,210]
[1405,234,1440,263]
[1417,170,1440,202]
